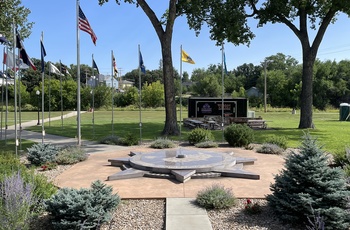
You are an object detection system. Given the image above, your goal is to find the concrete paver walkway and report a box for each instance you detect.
[1,113,286,230]
[166,198,212,230]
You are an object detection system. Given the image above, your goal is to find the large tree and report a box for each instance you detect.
[98,0,251,135]
[0,0,33,41]
[184,0,350,128]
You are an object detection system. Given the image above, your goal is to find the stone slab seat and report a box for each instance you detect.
[108,157,130,167]
[107,168,145,181]
[214,169,260,180]
[171,170,196,183]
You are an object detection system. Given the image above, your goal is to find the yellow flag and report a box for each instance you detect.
[181,50,195,64]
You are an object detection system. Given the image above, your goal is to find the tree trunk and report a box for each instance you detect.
[298,50,316,129]
[161,38,179,135]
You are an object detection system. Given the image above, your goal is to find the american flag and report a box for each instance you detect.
[78,6,97,45]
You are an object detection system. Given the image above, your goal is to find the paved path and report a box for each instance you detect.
[0,112,286,230]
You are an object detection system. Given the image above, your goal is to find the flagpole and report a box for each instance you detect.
[13,22,18,156]
[138,45,142,144]
[221,44,225,140]
[1,47,4,139]
[111,50,114,136]
[48,64,51,127]
[41,32,45,143]
[92,54,95,139]
[18,71,22,150]
[5,45,8,144]
[179,45,183,139]
[76,0,81,146]
[59,60,63,130]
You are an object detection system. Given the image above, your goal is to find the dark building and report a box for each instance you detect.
[188,97,248,118]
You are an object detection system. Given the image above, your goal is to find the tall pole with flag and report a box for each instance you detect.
[180,46,195,138]
[77,1,97,145]
[138,45,145,144]
[76,0,82,146]
[40,32,46,143]
[92,54,98,139]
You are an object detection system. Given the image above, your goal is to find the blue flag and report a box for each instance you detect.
[41,38,46,73]
[92,58,99,74]
[139,50,146,74]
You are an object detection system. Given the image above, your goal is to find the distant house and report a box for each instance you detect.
[246,87,261,98]
[104,75,118,89]
[119,80,134,90]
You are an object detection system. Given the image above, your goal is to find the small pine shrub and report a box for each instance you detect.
[0,172,36,230]
[266,132,350,230]
[188,128,214,145]
[195,141,218,148]
[45,180,120,229]
[27,143,60,166]
[99,135,120,145]
[265,135,288,149]
[257,143,284,155]
[56,146,89,165]
[196,184,236,209]
[224,124,254,147]
[150,138,176,149]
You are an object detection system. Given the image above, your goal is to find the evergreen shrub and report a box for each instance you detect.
[56,146,88,165]
[196,184,236,209]
[266,133,350,230]
[45,180,120,230]
[27,143,60,166]
[224,124,254,147]
[150,138,176,149]
[265,135,288,149]
[119,132,139,146]
[188,128,214,145]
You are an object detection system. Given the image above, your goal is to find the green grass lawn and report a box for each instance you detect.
[5,109,350,154]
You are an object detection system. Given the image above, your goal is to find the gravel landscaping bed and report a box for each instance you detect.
[27,146,300,230]
[31,165,299,230]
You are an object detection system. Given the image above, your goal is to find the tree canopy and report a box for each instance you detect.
[182,0,350,129]
[0,0,33,42]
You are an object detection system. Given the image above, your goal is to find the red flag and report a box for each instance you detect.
[78,6,97,45]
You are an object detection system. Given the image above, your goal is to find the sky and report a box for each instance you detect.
[3,0,350,77]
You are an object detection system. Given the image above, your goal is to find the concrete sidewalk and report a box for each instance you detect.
[166,198,212,230]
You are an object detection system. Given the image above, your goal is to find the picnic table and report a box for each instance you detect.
[247,119,267,129]
[184,119,204,129]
